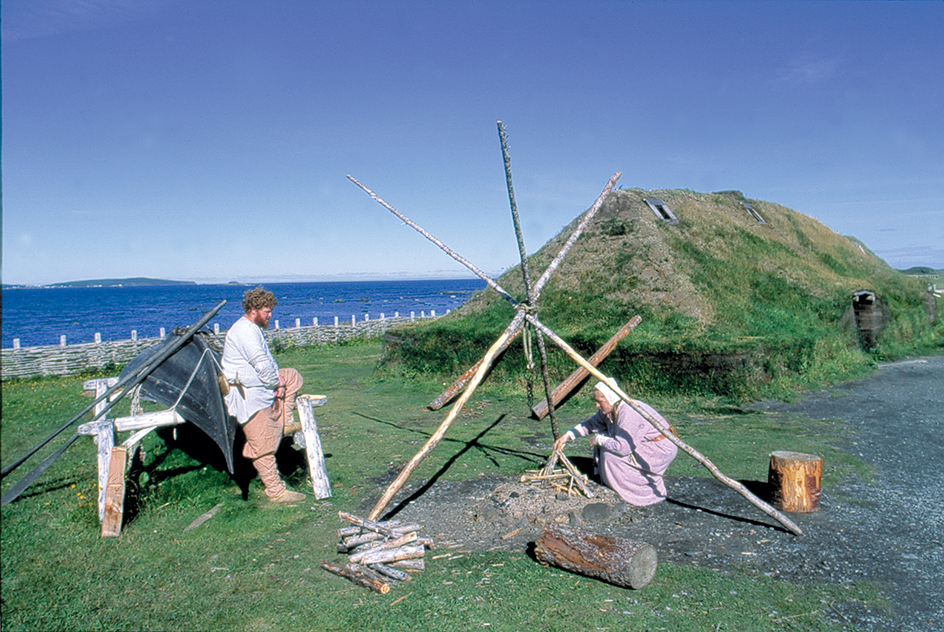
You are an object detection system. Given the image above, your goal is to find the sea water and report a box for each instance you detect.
[1,279,486,348]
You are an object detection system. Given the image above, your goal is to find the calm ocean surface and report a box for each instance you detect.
[1,279,487,349]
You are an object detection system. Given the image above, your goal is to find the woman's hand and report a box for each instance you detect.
[552,434,569,452]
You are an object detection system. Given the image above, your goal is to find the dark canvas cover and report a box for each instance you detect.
[120,332,237,473]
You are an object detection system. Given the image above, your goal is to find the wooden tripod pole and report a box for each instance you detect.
[525,313,803,536]
[497,120,560,438]
[367,311,527,521]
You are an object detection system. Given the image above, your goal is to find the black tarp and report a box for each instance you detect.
[120,331,237,473]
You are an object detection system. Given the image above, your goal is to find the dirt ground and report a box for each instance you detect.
[372,357,944,632]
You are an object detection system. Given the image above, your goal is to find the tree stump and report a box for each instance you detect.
[768,451,822,513]
[534,524,657,589]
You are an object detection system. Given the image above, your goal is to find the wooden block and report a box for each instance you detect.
[534,524,657,590]
[101,446,128,537]
[768,450,822,513]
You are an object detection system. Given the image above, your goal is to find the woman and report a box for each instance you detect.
[553,378,677,505]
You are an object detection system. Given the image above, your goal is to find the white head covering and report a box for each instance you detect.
[593,378,621,406]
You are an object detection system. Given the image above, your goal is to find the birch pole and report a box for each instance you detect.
[497,120,560,438]
[524,313,803,536]
[367,310,527,521]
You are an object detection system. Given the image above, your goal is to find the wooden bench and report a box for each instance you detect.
[77,379,330,537]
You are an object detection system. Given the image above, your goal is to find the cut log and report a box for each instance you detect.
[348,532,417,564]
[370,563,410,582]
[391,558,425,572]
[354,543,426,567]
[768,451,822,513]
[531,316,641,419]
[534,524,658,590]
[321,561,390,594]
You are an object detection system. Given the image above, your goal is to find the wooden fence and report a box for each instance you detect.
[1,312,439,381]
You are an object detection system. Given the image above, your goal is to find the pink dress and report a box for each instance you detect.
[570,400,678,505]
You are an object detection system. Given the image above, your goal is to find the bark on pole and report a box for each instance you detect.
[534,524,658,589]
[531,315,642,420]
[347,175,520,309]
[321,561,390,594]
[525,313,803,536]
[497,120,561,438]
[367,310,527,521]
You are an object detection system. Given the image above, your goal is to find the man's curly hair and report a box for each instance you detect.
[242,287,277,313]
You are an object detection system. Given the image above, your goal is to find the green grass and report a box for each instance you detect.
[2,342,888,631]
[378,189,943,400]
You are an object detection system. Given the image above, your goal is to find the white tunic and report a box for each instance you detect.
[221,316,280,424]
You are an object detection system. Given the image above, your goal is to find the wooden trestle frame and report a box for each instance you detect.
[349,121,802,536]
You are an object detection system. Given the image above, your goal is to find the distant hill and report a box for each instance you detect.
[50,277,196,287]
[899,266,940,277]
[381,188,941,399]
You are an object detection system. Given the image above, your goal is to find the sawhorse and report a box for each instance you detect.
[77,381,331,538]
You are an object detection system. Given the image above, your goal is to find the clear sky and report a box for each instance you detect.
[2,0,942,286]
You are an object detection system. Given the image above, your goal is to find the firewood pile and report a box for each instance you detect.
[321,511,434,594]
[520,449,594,498]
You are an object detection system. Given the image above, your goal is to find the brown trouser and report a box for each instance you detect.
[241,368,303,498]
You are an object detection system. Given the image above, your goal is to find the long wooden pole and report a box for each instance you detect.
[531,316,642,420]
[1,300,227,481]
[497,120,561,438]
[524,313,803,536]
[367,310,527,521]
[427,329,522,410]
[347,175,520,309]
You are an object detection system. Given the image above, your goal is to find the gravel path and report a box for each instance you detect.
[381,356,943,631]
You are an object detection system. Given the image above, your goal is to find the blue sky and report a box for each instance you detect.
[3,0,942,286]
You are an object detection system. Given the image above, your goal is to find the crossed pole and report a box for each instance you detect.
[348,123,801,535]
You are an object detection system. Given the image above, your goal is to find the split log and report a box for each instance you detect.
[768,451,822,513]
[531,316,641,419]
[321,561,390,594]
[391,558,425,572]
[354,544,426,567]
[371,563,410,582]
[348,532,417,564]
[348,563,392,585]
[101,446,128,538]
[338,511,403,539]
[534,524,658,590]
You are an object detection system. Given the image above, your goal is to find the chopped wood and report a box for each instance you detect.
[321,561,389,594]
[338,511,400,538]
[391,558,425,571]
[534,524,658,590]
[355,543,426,567]
[342,532,384,548]
[371,563,410,582]
[348,563,393,585]
[557,451,593,498]
[348,532,417,564]
[184,502,224,532]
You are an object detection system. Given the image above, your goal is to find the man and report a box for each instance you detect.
[221,287,306,503]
